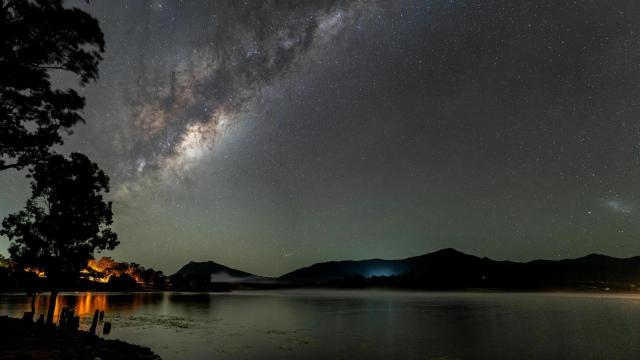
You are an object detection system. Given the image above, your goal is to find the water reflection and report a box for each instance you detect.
[0,292,155,328]
[3,291,640,360]
[55,292,109,319]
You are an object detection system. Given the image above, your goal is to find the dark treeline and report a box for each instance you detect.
[0,255,167,292]
[5,249,640,293]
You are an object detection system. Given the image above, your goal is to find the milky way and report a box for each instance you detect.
[2,0,640,276]
[115,0,364,197]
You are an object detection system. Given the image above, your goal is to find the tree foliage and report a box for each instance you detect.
[0,253,9,268]
[0,0,105,170]
[1,153,118,285]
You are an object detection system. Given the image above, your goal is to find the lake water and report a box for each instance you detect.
[2,290,640,359]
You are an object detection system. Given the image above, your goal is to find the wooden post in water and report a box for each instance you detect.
[89,309,100,335]
[30,292,36,314]
[58,307,68,328]
[66,309,75,330]
[70,316,79,330]
[22,311,33,322]
[103,321,111,335]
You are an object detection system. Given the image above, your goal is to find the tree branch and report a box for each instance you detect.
[0,162,21,171]
[2,0,18,12]
[34,66,69,71]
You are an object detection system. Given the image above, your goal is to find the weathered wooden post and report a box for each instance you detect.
[65,309,74,329]
[30,292,37,314]
[103,321,111,335]
[58,306,68,328]
[22,311,34,322]
[69,316,80,330]
[89,309,100,335]
[65,309,76,330]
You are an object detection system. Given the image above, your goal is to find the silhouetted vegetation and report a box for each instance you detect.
[0,255,9,289]
[84,257,167,290]
[107,274,139,291]
[0,255,168,292]
[0,0,116,326]
[140,267,167,290]
[0,0,105,171]
[1,153,118,323]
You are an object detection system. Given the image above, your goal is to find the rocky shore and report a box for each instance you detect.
[0,316,161,360]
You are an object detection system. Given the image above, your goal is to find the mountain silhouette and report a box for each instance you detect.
[171,249,640,291]
[173,261,256,278]
[169,261,275,291]
[279,249,640,290]
[280,248,489,284]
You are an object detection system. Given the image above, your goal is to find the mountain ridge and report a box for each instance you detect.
[170,249,640,291]
[172,260,257,278]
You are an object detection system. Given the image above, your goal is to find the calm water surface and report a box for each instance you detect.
[1,290,640,359]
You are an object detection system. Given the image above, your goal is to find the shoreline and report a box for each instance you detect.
[2,286,640,295]
[0,316,161,360]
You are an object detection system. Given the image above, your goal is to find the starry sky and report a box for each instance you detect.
[2,0,640,277]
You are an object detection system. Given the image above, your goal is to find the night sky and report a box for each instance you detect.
[2,0,640,277]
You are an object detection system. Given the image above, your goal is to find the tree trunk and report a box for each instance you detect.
[30,292,36,314]
[46,290,58,325]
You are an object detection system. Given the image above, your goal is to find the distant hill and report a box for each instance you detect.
[170,249,640,291]
[278,256,412,284]
[278,248,640,291]
[169,261,277,291]
[279,248,491,285]
[172,261,256,279]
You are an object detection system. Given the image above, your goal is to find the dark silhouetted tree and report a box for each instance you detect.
[1,153,118,324]
[0,0,105,171]
[107,273,138,291]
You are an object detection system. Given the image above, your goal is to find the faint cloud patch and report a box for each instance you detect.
[604,199,634,215]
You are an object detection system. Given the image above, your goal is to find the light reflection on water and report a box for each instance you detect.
[0,292,152,328]
[2,290,640,360]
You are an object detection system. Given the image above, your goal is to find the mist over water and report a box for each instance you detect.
[2,290,640,359]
